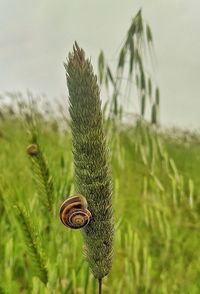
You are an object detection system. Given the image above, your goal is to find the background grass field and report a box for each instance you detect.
[1,97,200,293]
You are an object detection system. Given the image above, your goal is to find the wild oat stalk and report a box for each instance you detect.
[98,9,160,125]
[64,43,114,288]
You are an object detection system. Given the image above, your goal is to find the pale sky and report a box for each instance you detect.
[1,0,200,128]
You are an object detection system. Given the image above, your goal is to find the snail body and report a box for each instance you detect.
[59,194,92,229]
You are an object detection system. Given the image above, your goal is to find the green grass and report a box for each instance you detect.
[1,111,200,293]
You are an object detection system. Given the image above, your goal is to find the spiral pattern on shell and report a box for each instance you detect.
[59,195,92,229]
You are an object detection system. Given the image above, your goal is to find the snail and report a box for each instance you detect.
[27,144,38,156]
[59,194,92,229]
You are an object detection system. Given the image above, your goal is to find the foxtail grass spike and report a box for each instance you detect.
[27,133,54,213]
[16,205,48,285]
[64,42,114,279]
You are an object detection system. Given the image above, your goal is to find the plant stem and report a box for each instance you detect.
[98,278,102,294]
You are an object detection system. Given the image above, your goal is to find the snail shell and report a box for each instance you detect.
[59,194,92,229]
[27,144,38,156]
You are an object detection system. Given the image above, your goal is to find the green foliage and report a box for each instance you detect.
[15,205,48,285]
[1,107,200,292]
[65,43,114,280]
[0,286,6,294]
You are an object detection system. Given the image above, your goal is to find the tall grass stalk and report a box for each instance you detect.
[64,42,114,290]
